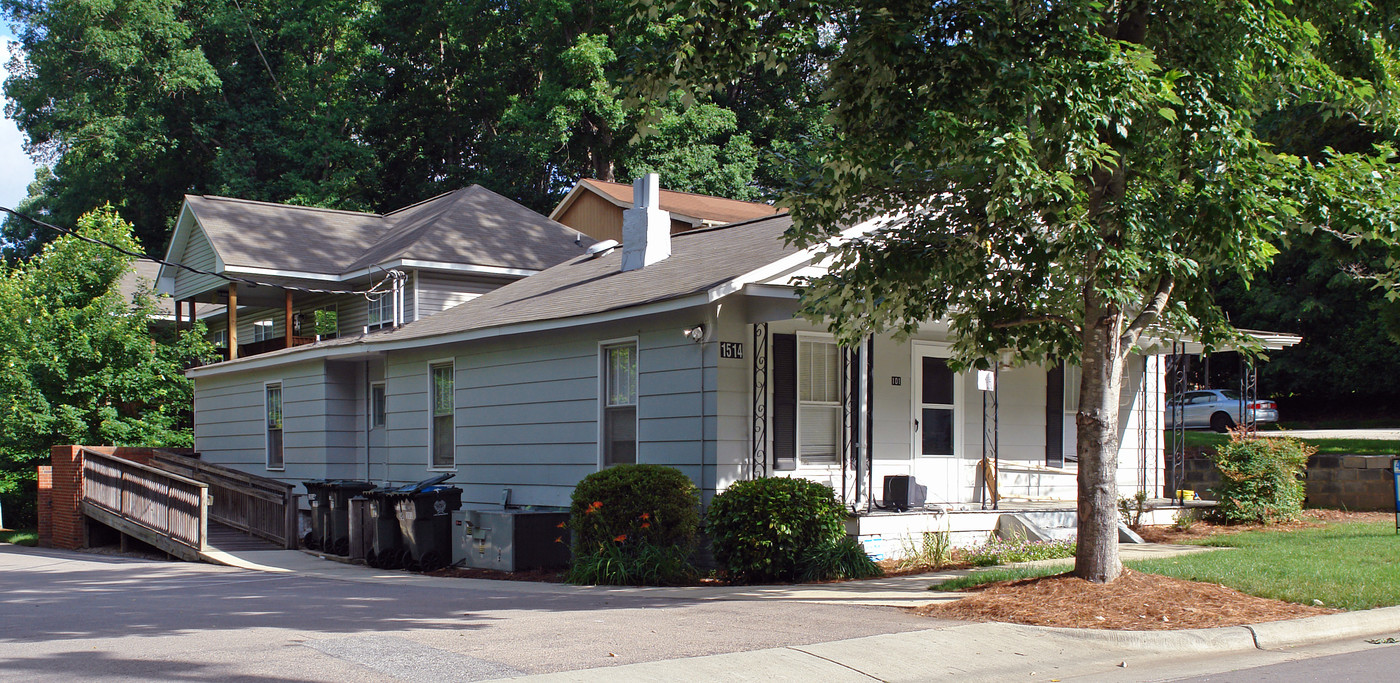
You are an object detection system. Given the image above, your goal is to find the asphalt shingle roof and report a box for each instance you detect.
[578,179,782,224]
[184,186,589,276]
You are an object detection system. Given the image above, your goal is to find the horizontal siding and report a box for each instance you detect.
[172,222,222,300]
[416,272,506,317]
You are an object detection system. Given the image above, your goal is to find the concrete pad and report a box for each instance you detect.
[496,647,876,682]
[1247,605,1400,650]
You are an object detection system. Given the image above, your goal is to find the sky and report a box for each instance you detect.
[1,35,40,212]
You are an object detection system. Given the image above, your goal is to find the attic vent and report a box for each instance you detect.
[586,239,619,258]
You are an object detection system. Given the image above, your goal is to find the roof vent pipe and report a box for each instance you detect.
[621,173,671,272]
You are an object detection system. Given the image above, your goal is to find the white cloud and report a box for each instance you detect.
[0,38,40,211]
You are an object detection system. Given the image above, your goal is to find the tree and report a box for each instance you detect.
[0,207,212,526]
[646,0,1400,581]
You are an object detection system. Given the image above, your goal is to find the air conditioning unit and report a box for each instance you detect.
[883,475,927,512]
[452,509,571,572]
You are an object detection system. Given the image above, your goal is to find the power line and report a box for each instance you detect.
[0,205,403,300]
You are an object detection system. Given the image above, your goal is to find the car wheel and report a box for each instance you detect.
[1210,412,1235,433]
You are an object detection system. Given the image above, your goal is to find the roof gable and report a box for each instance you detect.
[550,178,782,226]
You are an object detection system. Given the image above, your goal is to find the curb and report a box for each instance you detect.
[1245,604,1400,649]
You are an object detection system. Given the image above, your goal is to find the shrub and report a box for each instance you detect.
[706,477,849,583]
[564,541,697,586]
[800,536,883,582]
[565,465,700,585]
[961,537,1076,566]
[1208,434,1312,524]
[897,528,953,571]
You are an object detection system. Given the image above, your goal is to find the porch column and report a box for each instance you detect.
[175,298,184,328]
[227,284,238,360]
[284,290,294,349]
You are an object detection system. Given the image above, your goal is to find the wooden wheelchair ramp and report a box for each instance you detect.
[78,448,299,564]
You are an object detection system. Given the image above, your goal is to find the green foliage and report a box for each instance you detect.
[0,207,214,526]
[313,309,338,337]
[1118,491,1150,528]
[799,536,882,582]
[1207,434,1312,524]
[961,538,1078,567]
[0,529,38,547]
[563,538,697,586]
[898,529,953,572]
[705,477,848,583]
[1,0,817,256]
[565,464,700,585]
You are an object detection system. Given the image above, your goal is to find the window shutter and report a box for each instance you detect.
[1046,364,1064,467]
[772,333,797,471]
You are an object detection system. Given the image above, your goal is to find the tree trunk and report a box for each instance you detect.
[1075,287,1126,582]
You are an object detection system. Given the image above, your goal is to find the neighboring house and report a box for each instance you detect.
[117,258,220,326]
[550,178,781,243]
[156,186,591,360]
[184,176,1297,538]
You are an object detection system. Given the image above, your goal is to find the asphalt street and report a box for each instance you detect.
[0,545,933,681]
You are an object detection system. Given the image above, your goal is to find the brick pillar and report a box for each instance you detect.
[47,446,86,550]
[35,466,52,547]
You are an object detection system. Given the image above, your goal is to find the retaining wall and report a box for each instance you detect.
[1172,453,1398,511]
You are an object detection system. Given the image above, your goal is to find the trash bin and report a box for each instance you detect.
[363,488,405,569]
[302,480,376,555]
[362,473,455,569]
[395,485,463,572]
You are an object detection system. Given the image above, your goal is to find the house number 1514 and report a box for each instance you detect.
[719,342,743,359]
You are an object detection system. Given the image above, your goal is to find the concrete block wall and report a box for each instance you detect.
[1172,452,1398,512]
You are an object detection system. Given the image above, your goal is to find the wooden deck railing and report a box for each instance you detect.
[150,451,299,549]
[81,449,209,553]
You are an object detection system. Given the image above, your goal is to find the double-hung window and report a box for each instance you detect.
[265,383,284,470]
[601,343,637,466]
[1063,364,1081,463]
[430,363,454,469]
[368,294,393,330]
[798,338,841,464]
[253,319,274,343]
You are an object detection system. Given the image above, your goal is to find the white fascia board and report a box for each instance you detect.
[156,204,195,295]
[223,260,538,284]
[187,292,712,378]
[742,283,800,299]
[705,214,896,303]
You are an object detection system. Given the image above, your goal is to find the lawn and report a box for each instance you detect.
[1168,430,1400,456]
[933,521,1400,611]
[0,529,37,546]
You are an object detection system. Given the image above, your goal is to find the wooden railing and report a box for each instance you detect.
[151,451,299,549]
[81,449,209,553]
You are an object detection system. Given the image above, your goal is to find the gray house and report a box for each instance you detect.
[183,176,1287,551]
[158,185,590,360]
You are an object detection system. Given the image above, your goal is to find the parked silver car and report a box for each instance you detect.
[1166,389,1279,432]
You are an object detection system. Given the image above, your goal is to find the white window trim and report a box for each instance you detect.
[795,332,843,470]
[427,358,457,471]
[1063,364,1081,463]
[252,318,275,343]
[264,380,285,471]
[909,341,965,460]
[369,381,386,429]
[597,336,640,469]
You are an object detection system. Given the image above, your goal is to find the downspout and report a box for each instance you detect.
[365,360,372,482]
[865,335,875,513]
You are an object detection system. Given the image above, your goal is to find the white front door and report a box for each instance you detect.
[913,345,962,504]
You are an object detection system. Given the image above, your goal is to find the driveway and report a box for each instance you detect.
[0,545,934,682]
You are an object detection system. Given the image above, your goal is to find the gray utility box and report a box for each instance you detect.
[452,509,571,572]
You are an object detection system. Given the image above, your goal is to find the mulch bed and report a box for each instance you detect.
[916,568,1336,630]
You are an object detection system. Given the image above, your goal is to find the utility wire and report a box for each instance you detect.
[1,205,404,300]
[229,0,288,103]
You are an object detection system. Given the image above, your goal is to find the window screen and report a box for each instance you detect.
[430,364,454,468]
[602,343,638,466]
[266,384,283,469]
[798,339,841,463]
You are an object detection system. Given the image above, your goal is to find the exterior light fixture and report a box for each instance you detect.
[684,325,705,342]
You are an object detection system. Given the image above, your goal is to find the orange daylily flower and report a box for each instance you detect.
[555,536,563,544]
[613,534,627,542]
[640,522,651,529]
[639,512,650,520]
[556,521,567,528]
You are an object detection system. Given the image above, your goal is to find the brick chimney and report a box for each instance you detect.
[621,173,671,271]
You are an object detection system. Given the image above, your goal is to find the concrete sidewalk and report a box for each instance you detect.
[491,607,1400,683]
[208,542,1218,608]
